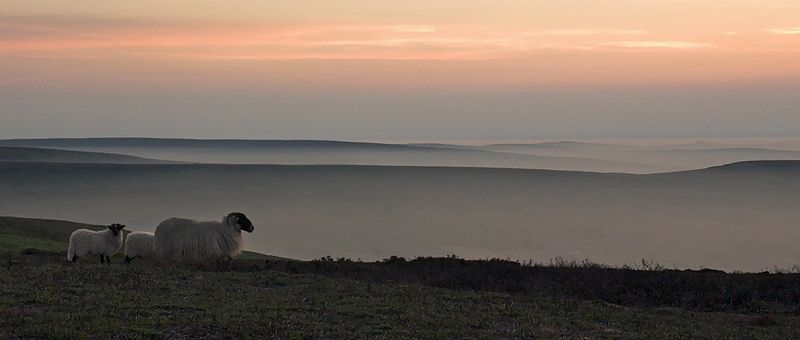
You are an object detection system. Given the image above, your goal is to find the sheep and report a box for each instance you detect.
[67,223,126,263]
[153,212,254,265]
[124,231,154,264]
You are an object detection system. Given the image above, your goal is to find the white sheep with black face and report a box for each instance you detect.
[153,212,254,264]
[124,231,154,264]
[67,223,126,263]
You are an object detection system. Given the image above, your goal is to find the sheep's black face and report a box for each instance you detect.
[229,212,254,233]
[108,223,126,236]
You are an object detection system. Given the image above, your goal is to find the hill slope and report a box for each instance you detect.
[0,146,175,164]
[1,161,798,270]
[698,160,800,173]
[0,216,105,252]
[474,142,800,171]
[6,250,800,338]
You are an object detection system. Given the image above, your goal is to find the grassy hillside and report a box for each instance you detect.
[0,216,102,252]
[3,221,800,337]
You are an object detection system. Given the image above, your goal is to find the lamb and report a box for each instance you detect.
[124,231,154,264]
[153,212,254,264]
[67,223,126,263]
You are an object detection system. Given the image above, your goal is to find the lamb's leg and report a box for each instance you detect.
[125,256,132,264]
[71,255,78,262]
[105,256,111,264]
[100,255,105,263]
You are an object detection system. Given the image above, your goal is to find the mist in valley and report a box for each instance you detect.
[1,154,798,272]
[4,137,800,173]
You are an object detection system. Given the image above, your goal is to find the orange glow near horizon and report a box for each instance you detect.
[3,19,799,59]
[2,1,800,87]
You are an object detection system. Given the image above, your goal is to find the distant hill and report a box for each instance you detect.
[691,160,800,174]
[0,146,176,164]
[472,142,800,172]
[0,215,287,260]
[0,138,433,150]
[644,147,800,158]
[476,141,636,155]
[484,141,631,150]
[651,160,800,186]
[0,138,656,173]
[4,138,799,173]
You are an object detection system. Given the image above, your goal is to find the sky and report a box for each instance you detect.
[1,1,799,140]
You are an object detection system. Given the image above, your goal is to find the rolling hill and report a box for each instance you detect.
[1,160,798,271]
[5,137,794,173]
[473,142,800,171]
[0,138,659,173]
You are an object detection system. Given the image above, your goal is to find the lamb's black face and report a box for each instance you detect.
[108,223,126,236]
[229,212,254,233]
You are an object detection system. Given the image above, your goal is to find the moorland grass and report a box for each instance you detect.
[3,216,800,338]
[3,252,800,338]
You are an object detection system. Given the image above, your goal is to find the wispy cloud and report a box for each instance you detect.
[766,27,800,35]
[0,15,726,60]
[599,40,713,50]
[389,25,437,33]
[525,29,647,36]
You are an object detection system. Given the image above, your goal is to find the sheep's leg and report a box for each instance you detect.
[125,256,132,264]
[71,255,78,262]
[105,256,111,264]
[208,257,225,270]
[100,255,105,264]
[213,257,221,269]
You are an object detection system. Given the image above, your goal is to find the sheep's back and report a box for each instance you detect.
[154,218,242,261]
[68,229,94,255]
[125,231,155,258]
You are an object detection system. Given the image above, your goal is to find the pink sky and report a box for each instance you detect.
[1,1,799,139]
[3,1,800,83]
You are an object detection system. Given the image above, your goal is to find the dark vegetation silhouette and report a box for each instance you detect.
[258,255,800,313]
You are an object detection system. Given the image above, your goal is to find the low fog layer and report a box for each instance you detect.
[3,138,800,173]
[1,161,798,271]
[473,141,800,172]
[0,139,656,173]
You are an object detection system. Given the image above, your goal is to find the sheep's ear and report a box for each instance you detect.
[119,224,126,229]
[227,212,243,225]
